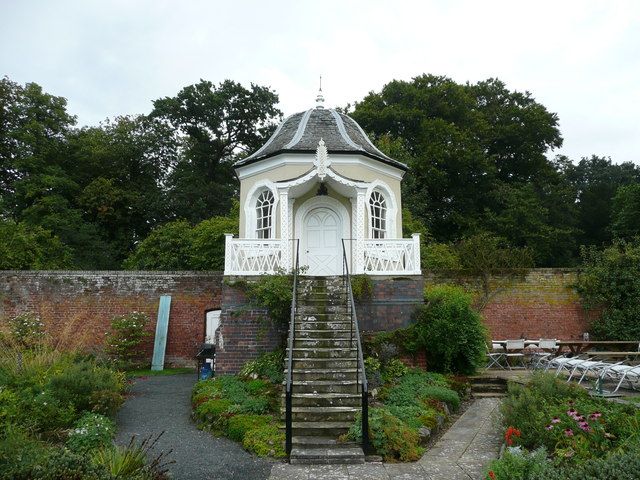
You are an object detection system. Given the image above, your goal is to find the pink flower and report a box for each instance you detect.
[578,421,591,432]
[589,412,602,420]
[545,424,554,430]
[551,417,561,424]
[564,428,574,436]
[567,408,577,417]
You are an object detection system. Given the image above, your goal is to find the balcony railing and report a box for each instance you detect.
[224,234,420,276]
[224,236,283,275]
[362,235,421,275]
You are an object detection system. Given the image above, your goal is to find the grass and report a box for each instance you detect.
[125,367,195,378]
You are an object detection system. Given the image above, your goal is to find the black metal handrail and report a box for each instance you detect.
[285,239,300,456]
[341,239,370,454]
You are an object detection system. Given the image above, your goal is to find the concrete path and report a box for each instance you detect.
[268,398,502,480]
[115,374,274,480]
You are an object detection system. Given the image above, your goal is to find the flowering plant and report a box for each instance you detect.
[104,311,150,364]
[8,312,45,348]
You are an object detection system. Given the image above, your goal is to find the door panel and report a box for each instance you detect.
[303,208,341,275]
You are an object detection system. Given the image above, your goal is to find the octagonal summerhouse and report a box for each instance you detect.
[224,93,421,276]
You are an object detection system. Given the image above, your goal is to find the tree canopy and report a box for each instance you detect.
[0,74,637,270]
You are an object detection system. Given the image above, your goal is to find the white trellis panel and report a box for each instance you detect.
[224,236,283,275]
[362,236,421,275]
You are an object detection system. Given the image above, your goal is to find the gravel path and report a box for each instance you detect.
[115,374,274,480]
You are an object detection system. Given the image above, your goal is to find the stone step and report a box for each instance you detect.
[286,368,358,382]
[294,338,355,349]
[290,421,353,437]
[471,383,507,393]
[296,329,353,339]
[298,305,349,314]
[290,446,365,465]
[285,379,360,394]
[472,391,507,398]
[283,392,362,408]
[291,347,357,359]
[470,376,508,385]
[290,358,360,371]
[289,406,359,422]
[296,321,352,331]
[292,436,356,447]
[295,312,350,320]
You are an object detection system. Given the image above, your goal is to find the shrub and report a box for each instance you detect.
[576,240,640,340]
[105,312,151,364]
[227,414,272,442]
[347,408,423,462]
[0,428,50,480]
[246,273,293,325]
[8,312,45,348]
[92,434,173,480]
[383,370,460,411]
[34,448,111,480]
[410,285,487,374]
[66,413,115,454]
[547,449,640,480]
[47,361,124,415]
[485,447,554,480]
[239,350,284,384]
[351,275,373,301]
[242,423,285,458]
[423,242,461,271]
[381,358,409,383]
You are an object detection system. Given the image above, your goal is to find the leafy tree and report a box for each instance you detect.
[123,220,194,270]
[611,184,640,241]
[0,220,72,269]
[564,155,640,247]
[351,74,575,264]
[456,233,534,307]
[191,212,239,271]
[0,77,76,214]
[150,79,281,222]
[576,240,640,340]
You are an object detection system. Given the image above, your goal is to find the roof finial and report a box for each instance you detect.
[315,75,325,109]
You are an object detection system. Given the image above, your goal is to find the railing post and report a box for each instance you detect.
[412,233,421,274]
[224,234,234,275]
[362,388,370,454]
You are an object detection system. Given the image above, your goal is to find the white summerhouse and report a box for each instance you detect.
[224,92,421,276]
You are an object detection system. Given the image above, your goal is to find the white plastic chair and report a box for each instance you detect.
[598,363,640,393]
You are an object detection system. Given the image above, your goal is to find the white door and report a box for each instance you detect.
[303,207,342,275]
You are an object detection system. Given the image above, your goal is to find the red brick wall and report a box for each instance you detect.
[0,271,222,366]
[0,269,589,372]
[424,269,589,340]
[215,280,286,374]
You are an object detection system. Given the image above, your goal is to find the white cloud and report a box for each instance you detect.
[1,0,638,163]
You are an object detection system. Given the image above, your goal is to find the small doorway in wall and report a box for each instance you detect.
[204,309,221,371]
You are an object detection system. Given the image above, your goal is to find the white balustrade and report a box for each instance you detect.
[361,235,421,275]
[224,235,283,275]
[224,234,421,276]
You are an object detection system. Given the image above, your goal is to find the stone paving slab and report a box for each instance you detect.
[268,398,502,480]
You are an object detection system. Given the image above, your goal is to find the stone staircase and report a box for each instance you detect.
[283,276,365,464]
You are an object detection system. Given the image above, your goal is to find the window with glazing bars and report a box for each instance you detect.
[256,190,274,238]
[369,191,387,238]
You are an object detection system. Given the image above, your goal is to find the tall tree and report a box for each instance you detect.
[564,155,640,247]
[611,184,640,240]
[150,79,282,222]
[351,74,570,264]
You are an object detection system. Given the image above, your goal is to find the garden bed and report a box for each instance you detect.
[485,373,640,479]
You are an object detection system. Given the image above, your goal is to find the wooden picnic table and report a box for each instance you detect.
[556,340,640,355]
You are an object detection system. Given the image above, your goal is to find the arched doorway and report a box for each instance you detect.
[295,196,350,276]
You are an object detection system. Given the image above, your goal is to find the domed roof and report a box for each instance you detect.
[235,107,407,171]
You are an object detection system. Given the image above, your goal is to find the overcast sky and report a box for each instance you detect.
[2,0,639,164]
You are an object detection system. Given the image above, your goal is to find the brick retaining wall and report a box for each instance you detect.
[0,269,589,372]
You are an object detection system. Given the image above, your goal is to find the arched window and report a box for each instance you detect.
[255,190,275,238]
[369,190,387,239]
